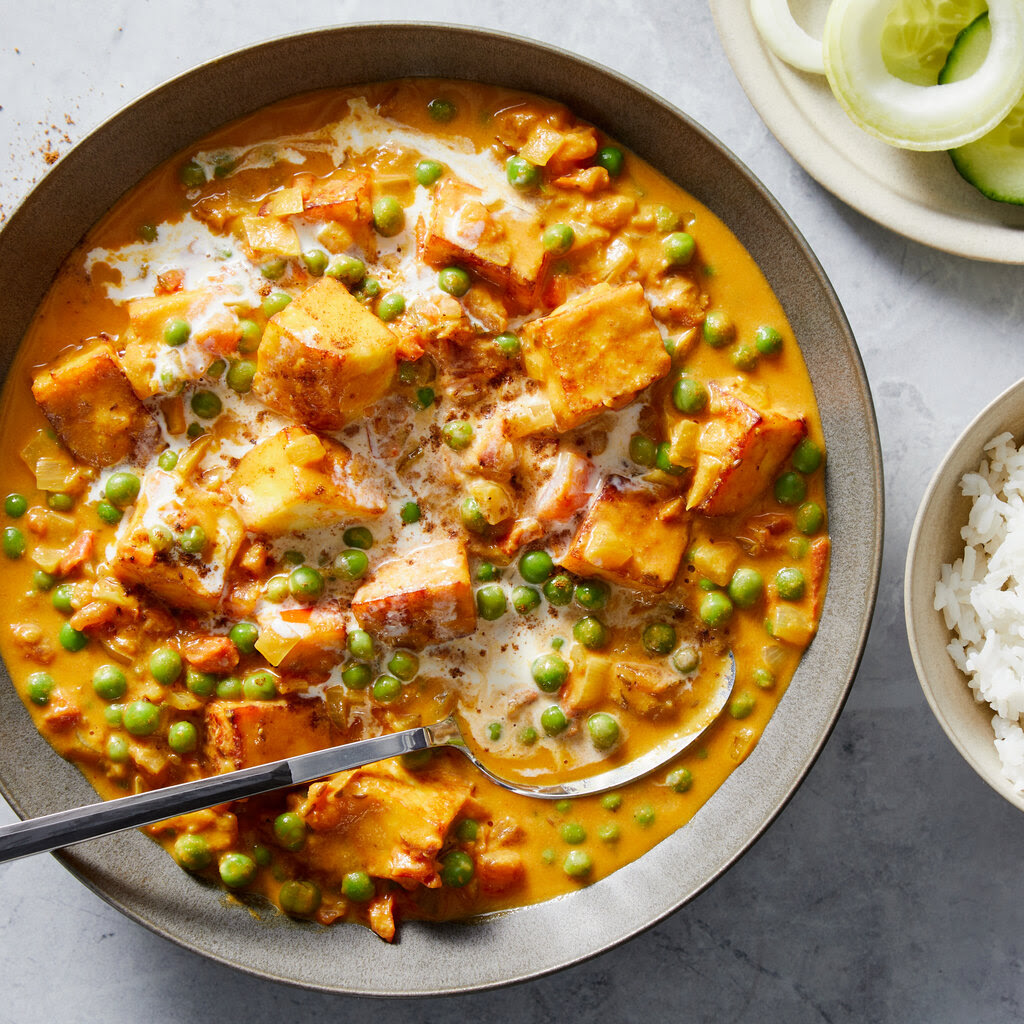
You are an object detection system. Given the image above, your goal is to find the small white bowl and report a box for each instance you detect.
[906,376,1024,813]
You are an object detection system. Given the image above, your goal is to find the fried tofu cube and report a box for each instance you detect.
[351,539,476,648]
[521,283,670,431]
[476,848,525,893]
[687,384,807,516]
[564,650,613,713]
[300,171,373,244]
[120,288,239,398]
[255,601,348,673]
[241,215,301,259]
[611,661,677,717]
[110,470,244,612]
[417,178,549,311]
[560,478,690,592]
[689,537,741,587]
[253,277,398,431]
[300,760,471,890]
[229,425,386,534]
[31,341,159,467]
[203,699,335,772]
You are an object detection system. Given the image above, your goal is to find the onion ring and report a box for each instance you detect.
[750,0,826,75]
[823,0,1024,151]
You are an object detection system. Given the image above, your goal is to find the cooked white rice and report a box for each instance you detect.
[934,431,1024,791]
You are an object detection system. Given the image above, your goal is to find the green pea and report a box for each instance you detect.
[598,823,621,843]
[168,720,198,754]
[253,844,273,867]
[273,811,307,851]
[672,377,709,414]
[226,359,257,394]
[702,311,735,347]
[186,423,205,440]
[372,196,404,237]
[347,629,374,660]
[145,525,171,554]
[242,670,277,700]
[792,535,811,558]
[588,712,620,750]
[542,223,574,256]
[519,725,538,746]
[173,834,212,871]
[47,492,74,512]
[360,278,382,300]
[440,849,475,887]
[495,332,521,358]
[664,335,683,360]
[517,551,554,585]
[427,97,457,122]
[260,259,287,281]
[280,880,321,917]
[730,691,756,719]
[595,145,624,177]
[475,562,500,582]
[442,420,474,450]
[774,471,806,507]
[388,650,419,681]
[654,441,686,477]
[796,501,825,535]
[413,387,435,410]
[206,359,226,380]
[634,804,655,827]
[238,318,262,353]
[377,292,406,322]
[91,500,120,527]
[372,674,402,703]
[186,666,217,698]
[486,721,502,742]
[216,676,243,700]
[302,249,328,277]
[138,222,158,243]
[754,325,783,355]
[451,818,479,845]
[793,438,823,474]
[698,577,718,592]
[643,622,676,655]
[415,159,444,186]
[459,496,490,536]
[753,668,776,689]
[102,734,128,765]
[775,567,806,601]
[342,870,375,902]
[663,231,696,266]
[179,160,205,188]
[262,292,292,318]
[563,850,592,878]
[343,526,373,550]
[104,704,124,726]
[325,254,365,285]
[32,569,56,592]
[228,622,258,655]
[283,550,305,565]
[573,616,609,650]
[264,575,289,603]
[289,565,324,601]
[51,584,74,614]
[163,318,191,347]
[667,767,693,792]
[2,527,25,559]
[105,472,140,507]
[672,644,700,674]
[531,653,568,693]
[730,343,759,371]
[561,822,586,844]
[629,433,657,468]
[342,663,372,690]
[541,848,556,865]
[59,622,88,652]
[508,585,539,615]
[219,852,257,889]
[541,705,568,735]
[554,799,571,814]
[123,700,160,736]
[600,792,622,811]
[4,493,27,518]
[506,155,541,190]
[190,390,222,420]
[438,266,471,297]
[543,574,575,606]
[26,671,53,706]
[157,450,179,472]
[333,549,368,581]
[575,579,609,611]
[400,500,421,524]
[179,525,207,555]
[92,664,127,701]
[728,568,764,609]
[476,584,507,621]
[699,591,733,628]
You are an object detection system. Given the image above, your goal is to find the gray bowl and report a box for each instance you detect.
[0,23,883,996]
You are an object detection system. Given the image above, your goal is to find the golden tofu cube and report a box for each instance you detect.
[687,384,807,516]
[120,288,239,398]
[689,538,741,588]
[241,215,301,259]
[560,477,690,592]
[253,277,398,431]
[255,602,348,673]
[31,341,159,467]
[203,699,334,773]
[258,186,306,218]
[611,661,677,717]
[110,470,244,612]
[564,650,613,713]
[229,425,386,534]
[417,178,549,311]
[300,172,372,227]
[521,283,671,431]
[351,539,476,649]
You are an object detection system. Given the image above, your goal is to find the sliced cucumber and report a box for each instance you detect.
[941,14,1024,205]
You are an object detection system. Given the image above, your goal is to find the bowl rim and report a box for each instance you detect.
[0,21,884,996]
[905,375,1024,814]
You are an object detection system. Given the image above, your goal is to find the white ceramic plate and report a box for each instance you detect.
[710,0,1024,263]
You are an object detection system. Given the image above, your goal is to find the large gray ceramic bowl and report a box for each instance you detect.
[0,23,883,996]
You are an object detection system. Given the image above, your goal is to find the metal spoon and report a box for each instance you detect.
[0,652,734,864]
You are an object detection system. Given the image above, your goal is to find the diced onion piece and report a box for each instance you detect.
[823,0,1024,151]
[751,0,826,75]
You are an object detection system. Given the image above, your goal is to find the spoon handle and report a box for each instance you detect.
[0,724,434,864]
